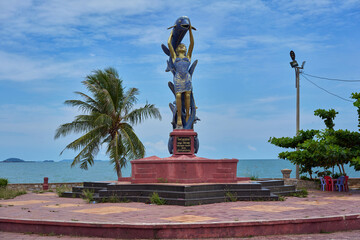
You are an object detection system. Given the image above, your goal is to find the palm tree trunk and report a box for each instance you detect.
[116,161,122,180]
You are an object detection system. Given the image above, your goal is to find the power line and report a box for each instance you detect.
[302,72,360,82]
[300,73,354,103]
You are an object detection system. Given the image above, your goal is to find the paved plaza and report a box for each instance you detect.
[0,189,359,239]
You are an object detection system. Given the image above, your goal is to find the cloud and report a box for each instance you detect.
[247,145,257,151]
[144,140,168,154]
[0,51,100,82]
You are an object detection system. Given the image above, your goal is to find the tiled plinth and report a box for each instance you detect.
[131,155,238,184]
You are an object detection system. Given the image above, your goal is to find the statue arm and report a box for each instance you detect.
[167,30,176,63]
[187,26,194,61]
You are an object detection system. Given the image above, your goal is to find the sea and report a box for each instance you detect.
[0,159,359,184]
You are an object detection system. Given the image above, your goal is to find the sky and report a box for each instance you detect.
[1,0,360,162]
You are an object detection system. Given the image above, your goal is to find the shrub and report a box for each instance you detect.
[56,185,71,197]
[250,175,258,180]
[225,191,237,202]
[82,189,94,203]
[0,178,8,188]
[150,192,166,205]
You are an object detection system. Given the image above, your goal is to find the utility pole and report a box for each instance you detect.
[289,50,305,179]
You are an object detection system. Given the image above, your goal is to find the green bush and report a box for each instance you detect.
[0,178,8,188]
[150,192,166,205]
[82,189,94,203]
[225,191,237,202]
[250,175,258,180]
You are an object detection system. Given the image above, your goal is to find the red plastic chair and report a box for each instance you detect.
[324,176,334,191]
[344,176,349,192]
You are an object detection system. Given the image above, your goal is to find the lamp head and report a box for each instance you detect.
[290,60,299,68]
[290,50,296,61]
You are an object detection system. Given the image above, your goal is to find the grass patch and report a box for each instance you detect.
[103,195,130,203]
[0,187,27,200]
[157,177,168,183]
[32,190,45,194]
[56,185,71,197]
[225,191,238,202]
[250,175,258,180]
[150,192,166,205]
[278,195,286,201]
[289,188,308,198]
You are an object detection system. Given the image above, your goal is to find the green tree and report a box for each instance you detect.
[55,68,161,178]
[270,103,360,177]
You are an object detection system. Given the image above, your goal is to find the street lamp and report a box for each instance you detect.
[289,50,305,179]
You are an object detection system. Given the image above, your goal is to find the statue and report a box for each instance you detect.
[161,16,199,154]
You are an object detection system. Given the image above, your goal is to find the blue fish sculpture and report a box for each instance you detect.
[161,16,197,75]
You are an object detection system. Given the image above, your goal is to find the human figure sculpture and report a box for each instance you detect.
[162,16,199,154]
[168,29,194,127]
[162,16,198,129]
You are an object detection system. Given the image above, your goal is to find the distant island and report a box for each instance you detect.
[2,158,25,162]
[43,160,55,162]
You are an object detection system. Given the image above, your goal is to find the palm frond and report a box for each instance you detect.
[60,126,105,154]
[125,103,162,125]
[71,135,101,170]
[121,88,139,115]
[119,123,145,159]
[54,121,94,139]
[64,99,97,113]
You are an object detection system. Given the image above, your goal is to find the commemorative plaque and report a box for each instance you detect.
[176,137,191,153]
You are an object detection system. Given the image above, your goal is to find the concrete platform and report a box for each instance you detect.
[62,180,293,205]
[0,190,359,239]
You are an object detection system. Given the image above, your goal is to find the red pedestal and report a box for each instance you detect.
[170,129,197,155]
[131,129,239,184]
[131,155,238,183]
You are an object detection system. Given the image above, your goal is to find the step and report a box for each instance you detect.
[265,185,296,193]
[83,182,110,188]
[72,186,106,194]
[99,189,225,200]
[256,180,284,187]
[61,192,82,198]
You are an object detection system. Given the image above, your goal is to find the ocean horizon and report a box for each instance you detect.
[1,159,360,184]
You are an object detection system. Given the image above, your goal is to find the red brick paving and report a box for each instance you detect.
[0,190,359,239]
[1,230,360,239]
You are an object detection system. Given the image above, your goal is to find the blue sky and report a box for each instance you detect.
[1,0,360,162]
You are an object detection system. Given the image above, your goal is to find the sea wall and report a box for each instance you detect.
[263,178,360,190]
[283,178,360,190]
[7,182,82,192]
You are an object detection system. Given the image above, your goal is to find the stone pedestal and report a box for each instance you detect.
[170,129,197,155]
[281,169,292,179]
[130,129,239,184]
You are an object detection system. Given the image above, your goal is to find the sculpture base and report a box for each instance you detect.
[131,155,238,184]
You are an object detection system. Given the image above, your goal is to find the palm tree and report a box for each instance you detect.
[54,67,161,178]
